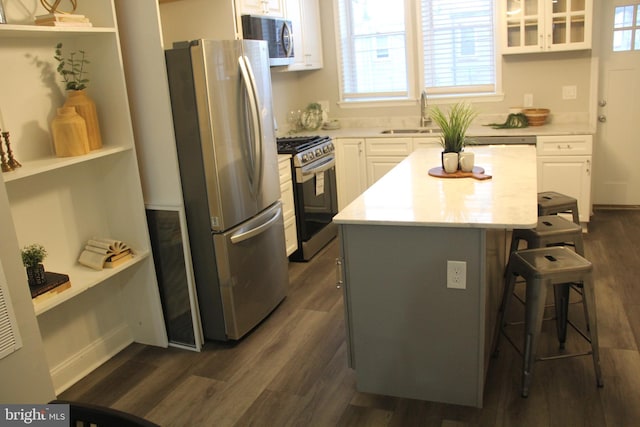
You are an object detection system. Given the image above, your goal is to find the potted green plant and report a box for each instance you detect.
[53,42,102,150]
[430,102,477,173]
[21,244,48,287]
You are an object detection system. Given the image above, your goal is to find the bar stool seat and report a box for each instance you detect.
[538,191,580,225]
[492,246,603,397]
[510,215,584,256]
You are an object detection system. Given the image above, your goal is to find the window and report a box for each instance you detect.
[613,4,640,52]
[335,0,496,103]
[421,0,495,95]
[336,0,409,100]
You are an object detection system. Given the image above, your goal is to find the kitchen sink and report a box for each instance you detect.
[381,128,442,134]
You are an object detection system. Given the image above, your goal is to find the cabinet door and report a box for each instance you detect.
[283,0,323,71]
[278,155,297,256]
[503,0,544,53]
[545,0,592,52]
[537,155,592,222]
[502,0,592,54]
[239,0,284,16]
[335,139,367,210]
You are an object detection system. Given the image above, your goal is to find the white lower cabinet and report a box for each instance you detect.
[335,138,367,210]
[278,155,298,256]
[537,135,593,223]
[365,138,413,186]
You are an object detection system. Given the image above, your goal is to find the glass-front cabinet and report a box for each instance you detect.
[502,0,592,54]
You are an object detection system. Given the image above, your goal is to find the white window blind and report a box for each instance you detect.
[337,0,409,100]
[0,259,21,360]
[421,0,495,95]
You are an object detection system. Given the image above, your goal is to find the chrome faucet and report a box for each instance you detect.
[420,90,431,127]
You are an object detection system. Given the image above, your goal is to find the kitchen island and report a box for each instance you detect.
[333,145,538,408]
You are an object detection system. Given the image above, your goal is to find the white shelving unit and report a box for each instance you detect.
[0,1,167,394]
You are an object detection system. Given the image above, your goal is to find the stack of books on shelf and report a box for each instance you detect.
[34,13,93,27]
[78,238,133,271]
[31,271,71,299]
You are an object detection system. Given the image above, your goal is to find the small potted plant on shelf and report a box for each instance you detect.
[53,42,102,151]
[430,102,478,173]
[21,244,48,287]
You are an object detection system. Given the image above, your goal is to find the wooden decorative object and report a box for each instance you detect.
[51,106,90,157]
[3,132,21,169]
[63,90,102,150]
[428,166,492,180]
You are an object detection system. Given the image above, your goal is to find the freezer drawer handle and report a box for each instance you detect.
[230,208,281,244]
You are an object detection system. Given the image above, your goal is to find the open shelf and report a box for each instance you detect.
[32,248,150,316]
[0,24,116,38]
[2,146,131,183]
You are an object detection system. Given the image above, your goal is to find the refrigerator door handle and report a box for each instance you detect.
[238,55,264,196]
[230,204,282,244]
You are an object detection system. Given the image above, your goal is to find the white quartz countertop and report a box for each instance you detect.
[333,145,538,228]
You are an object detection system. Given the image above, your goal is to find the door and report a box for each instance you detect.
[593,0,640,205]
[191,40,280,231]
[335,138,367,209]
[213,202,288,340]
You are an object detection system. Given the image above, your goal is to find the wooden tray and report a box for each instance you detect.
[428,166,492,180]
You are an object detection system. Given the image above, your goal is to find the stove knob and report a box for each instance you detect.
[308,152,314,161]
[329,142,335,151]
[316,148,323,157]
[302,153,308,163]
[323,145,329,153]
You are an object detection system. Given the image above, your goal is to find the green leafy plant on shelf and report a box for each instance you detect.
[21,244,47,268]
[430,102,478,153]
[21,244,48,287]
[54,42,90,91]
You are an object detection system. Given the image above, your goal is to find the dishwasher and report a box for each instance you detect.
[467,135,537,145]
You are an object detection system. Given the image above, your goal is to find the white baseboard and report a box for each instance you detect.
[49,323,133,395]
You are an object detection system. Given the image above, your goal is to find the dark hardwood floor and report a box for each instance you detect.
[60,209,640,426]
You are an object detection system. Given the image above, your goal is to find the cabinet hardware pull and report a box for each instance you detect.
[336,257,344,289]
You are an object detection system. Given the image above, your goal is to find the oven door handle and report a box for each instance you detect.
[297,155,335,183]
[300,155,335,175]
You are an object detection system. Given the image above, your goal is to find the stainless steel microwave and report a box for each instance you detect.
[241,15,294,66]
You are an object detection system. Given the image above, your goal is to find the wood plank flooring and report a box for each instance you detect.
[60,209,640,426]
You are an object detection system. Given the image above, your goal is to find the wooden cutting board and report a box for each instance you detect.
[428,166,492,180]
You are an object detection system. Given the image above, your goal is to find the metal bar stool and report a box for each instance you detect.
[509,215,588,331]
[492,246,603,398]
[538,191,580,225]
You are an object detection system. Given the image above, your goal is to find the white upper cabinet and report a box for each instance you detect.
[501,0,592,54]
[238,0,285,16]
[283,0,323,71]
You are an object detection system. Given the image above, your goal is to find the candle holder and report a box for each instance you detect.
[0,132,12,172]
[3,132,21,169]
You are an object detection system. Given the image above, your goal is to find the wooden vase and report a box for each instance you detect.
[63,89,102,150]
[51,107,90,157]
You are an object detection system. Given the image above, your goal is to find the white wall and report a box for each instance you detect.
[272,1,594,128]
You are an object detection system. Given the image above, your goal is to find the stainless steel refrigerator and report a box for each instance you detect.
[165,39,288,341]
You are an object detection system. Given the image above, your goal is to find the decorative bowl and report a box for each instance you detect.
[522,108,550,126]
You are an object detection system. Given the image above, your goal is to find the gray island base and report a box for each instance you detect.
[334,146,538,407]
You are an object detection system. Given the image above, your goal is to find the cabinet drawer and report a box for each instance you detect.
[366,138,413,156]
[278,155,292,178]
[537,135,592,156]
[280,181,295,219]
[284,215,298,256]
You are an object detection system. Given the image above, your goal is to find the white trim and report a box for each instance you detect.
[49,323,132,395]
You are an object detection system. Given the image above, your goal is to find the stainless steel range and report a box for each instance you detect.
[277,136,338,261]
